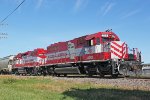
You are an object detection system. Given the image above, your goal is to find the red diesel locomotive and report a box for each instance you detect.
[12,30,142,77]
[13,48,47,75]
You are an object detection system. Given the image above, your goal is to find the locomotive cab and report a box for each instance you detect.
[84,30,142,77]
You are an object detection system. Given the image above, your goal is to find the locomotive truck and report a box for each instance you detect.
[11,30,142,77]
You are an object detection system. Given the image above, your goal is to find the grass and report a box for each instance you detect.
[0,75,149,100]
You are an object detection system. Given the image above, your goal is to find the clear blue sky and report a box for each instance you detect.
[0,0,150,63]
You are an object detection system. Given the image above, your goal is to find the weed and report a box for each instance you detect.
[2,78,17,84]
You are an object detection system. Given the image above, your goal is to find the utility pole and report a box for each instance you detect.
[0,0,26,40]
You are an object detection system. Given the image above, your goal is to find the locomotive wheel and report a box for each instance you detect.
[99,72,104,78]
[97,63,112,75]
[88,73,93,77]
[96,66,104,77]
[86,69,93,77]
[64,74,67,77]
[99,64,111,72]
[14,70,19,75]
[57,74,60,77]
[111,74,118,78]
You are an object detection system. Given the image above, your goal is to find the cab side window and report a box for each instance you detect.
[87,39,94,46]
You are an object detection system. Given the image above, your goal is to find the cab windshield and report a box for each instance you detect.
[102,37,113,43]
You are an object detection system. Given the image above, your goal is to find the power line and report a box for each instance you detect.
[0,0,26,24]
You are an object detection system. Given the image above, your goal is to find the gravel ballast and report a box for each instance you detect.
[53,76,150,91]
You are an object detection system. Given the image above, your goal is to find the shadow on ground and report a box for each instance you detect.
[62,88,150,100]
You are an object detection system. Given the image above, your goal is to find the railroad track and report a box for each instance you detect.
[7,74,150,79]
[52,75,150,91]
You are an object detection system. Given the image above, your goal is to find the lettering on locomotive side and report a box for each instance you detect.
[47,52,67,60]
[23,56,37,63]
[56,53,67,57]
[87,55,94,60]
[24,59,35,63]
[47,55,55,59]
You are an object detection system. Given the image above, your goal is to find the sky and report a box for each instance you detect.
[0,0,150,63]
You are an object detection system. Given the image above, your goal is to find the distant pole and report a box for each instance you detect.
[0,0,25,39]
